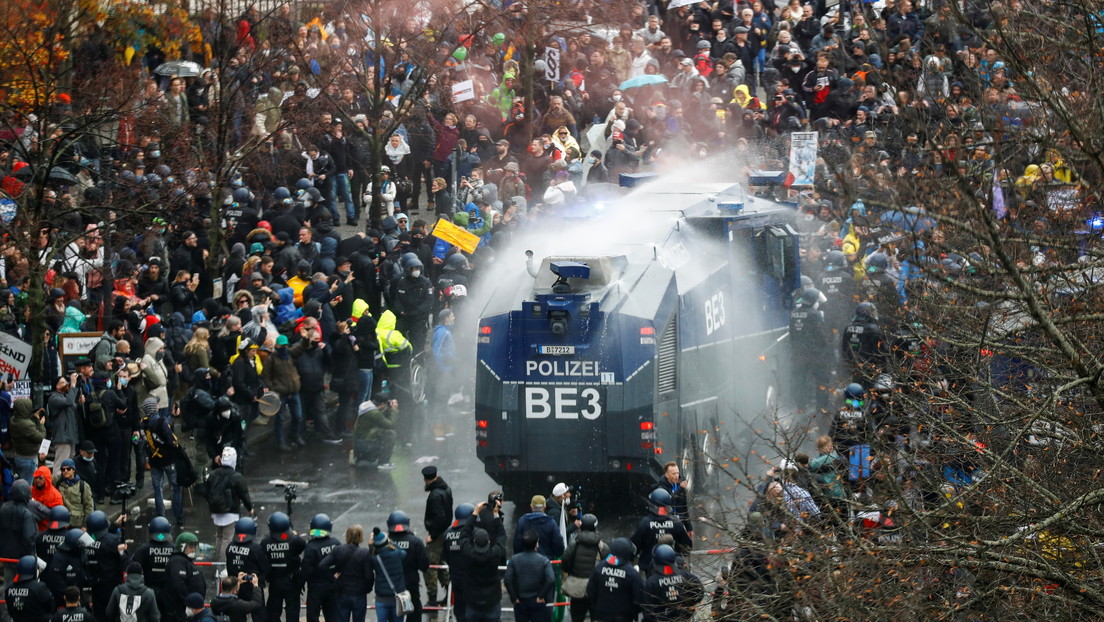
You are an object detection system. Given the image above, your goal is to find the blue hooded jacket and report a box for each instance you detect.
[513,511,565,559]
[274,287,301,327]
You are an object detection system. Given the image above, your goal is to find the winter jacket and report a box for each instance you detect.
[504,550,554,601]
[202,465,252,515]
[327,334,359,394]
[431,325,455,375]
[261,348,300,396]
[54,473,94,528]
[31,466,64,525]
[107,573,161,622]
[321,543,376,595]
[513,511,564,558]
[209,582,263,622]
[138,337,170,409]
[290,339,329,389]
[562,530,606,580]
[10,398,44,457]
[47,386,81,445]
[460,511,507,609]
[424,477,453,538]
[59,305,87,334]
[273,288,300,327]
[369,544,406,597]
[0,480,36,559]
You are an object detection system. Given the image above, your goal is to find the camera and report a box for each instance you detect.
[243,574,255,582]
[284,484,298,503]
[488,492,503,506]
[111,481,137,503]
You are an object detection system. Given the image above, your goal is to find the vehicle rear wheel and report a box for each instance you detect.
[410,357,427,404]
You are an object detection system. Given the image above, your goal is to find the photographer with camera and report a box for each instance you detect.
[211,573,264,622]
[458,496,507,622]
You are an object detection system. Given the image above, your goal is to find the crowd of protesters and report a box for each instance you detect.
[0,0,1091,617]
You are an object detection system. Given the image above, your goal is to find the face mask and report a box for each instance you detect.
[612,94,622,102]
[586,156,597,165]
[119,378,128,388]
[150,150,161,159]
[156,351,165,361]
[411,269,422,279]
[83,455,94,462]
[220,410,232,419]
[186,609,197,617]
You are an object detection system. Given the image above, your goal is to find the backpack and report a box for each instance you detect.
[203,469,234,514]
[118,593,143,622]
[86,388,109,429]
[142,415,177,465]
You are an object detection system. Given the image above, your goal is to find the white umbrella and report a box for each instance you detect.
[668,0,703,8]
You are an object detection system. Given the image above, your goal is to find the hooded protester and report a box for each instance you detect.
[0,480,36,563]
[10,398,45,482]
[59,304,88,334]
[138,337,170,416]
[31,466,64,528]
[107,563,161,622]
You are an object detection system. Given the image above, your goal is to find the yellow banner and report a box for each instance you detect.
[432,218,481,254]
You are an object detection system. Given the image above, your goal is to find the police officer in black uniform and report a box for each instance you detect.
[226,517,270,586]
[164,533,206,622]
[386,510,429,622]
[641,544,704,622]
[35,506,71,566]
[6,555,55,622]
[630,490,692,574]
[789,286,830,412]
[262,512,306,622]
[85,510,126,622]
[817,250,858,335]
[50,586,95,622]
[389,257,434,351]
[841,302,889,386]
[299,514,339,622]
[442,504,475,622]
[585,538,644,622]
[861,252,899,324]
[42,529,89,608]
[130,516,176,592]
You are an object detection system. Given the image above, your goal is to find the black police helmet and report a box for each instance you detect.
[648,488,672,507]
[652,544,677,567]
[48,505,71,530]
[235,517,257,542]
[387,510,411,533]
[149,516,172,541]
[269,511,292,534]
[454,503,475,522]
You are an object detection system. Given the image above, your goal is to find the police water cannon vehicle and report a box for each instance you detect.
[475,182,803,503]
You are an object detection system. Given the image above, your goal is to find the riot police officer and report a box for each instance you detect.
[789,287,830,412]
[262,512,306,622]
[164,533,206,622]
[817,250,858,333]
[641,544,704,622]
[299,514,339,622]
[42,529,89,608]
[85,510,126,622]
[830,383,873,496]
[387,510,429,622]
[34,506,71,566]
[226,517,269,585]
[630,490,692,573]
[130,516,176,590]
[586,538,644,622]
[862,253,900,323]
[841,302,889,386]
[389,257,434,352]
[442,504,475,622]
[6,555,54,622]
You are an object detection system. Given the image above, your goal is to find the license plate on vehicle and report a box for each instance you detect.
[538,345,575,355]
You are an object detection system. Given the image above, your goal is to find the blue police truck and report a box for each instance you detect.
[475,182,802,503]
